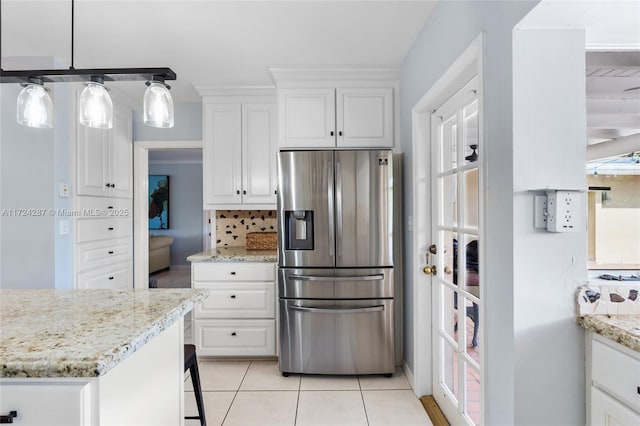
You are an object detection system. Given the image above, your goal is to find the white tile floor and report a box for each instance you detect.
[184,360,433,426]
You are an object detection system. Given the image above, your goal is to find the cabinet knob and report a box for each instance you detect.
[274,190,277,195]
[107,206,114,209]
[105,183,110,188]
[230,271,236,275]
[108,250,114,254]
[230,295,236,299]
[243,190,247,195]
[111,183,115,188]
[108,227,114,231]
[236,190,240,195]
[108,276,114,280]
[231,332,237,336]
[330,131,334,136]
[339,131,343,136]
[0,410,17,423]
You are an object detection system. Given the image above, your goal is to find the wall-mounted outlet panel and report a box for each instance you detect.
[546,190,580,232]
[534,195,548,229]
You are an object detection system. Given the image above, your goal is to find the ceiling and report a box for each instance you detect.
[0,0,437,102]
[586,51,640,145]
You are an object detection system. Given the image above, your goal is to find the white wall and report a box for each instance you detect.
[512,28,587,425]
[133,103,202,141]
[399,2,538,423]
[148,162,203,266]
[0,84,56,288]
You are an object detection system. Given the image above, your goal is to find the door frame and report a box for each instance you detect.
[133,140,203,288]
[410,34,485,399]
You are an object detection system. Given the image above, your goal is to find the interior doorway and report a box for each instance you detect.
[410,34,484,425]
[133,140,203,289]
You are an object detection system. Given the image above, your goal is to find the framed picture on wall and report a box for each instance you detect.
[149,175,170,230]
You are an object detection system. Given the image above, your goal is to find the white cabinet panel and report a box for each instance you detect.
[243,104,278,204]
[109,102,133,198]
[591,387,640,426]
[278,88,336,148]
[76,217,131,243]
[0,382,91,425]
[76,124,109,197]
[76,196,132,213]
[337,88,393,148]
[192,262,275,282]
[195,319,276,356]
[77,262,132,289]
[592,338,640,412]
[194,282,275,318]
[203,104,243,206]
[76,238,132,272]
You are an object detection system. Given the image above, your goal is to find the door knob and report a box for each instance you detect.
[423,265,437,276]
[444,266,452,275]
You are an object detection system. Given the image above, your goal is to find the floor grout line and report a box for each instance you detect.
[358,373,370,425]
[220,360,252,426]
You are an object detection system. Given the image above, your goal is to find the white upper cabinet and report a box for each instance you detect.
[76,99,133,198]
[203,102,277,208]
[278,87,393,149]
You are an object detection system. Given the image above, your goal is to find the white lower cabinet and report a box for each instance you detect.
[192,262,276,356]
[76,263,132,289]
[587,332,640,425]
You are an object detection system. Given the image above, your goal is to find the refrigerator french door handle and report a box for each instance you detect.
[288,274,385,282]
[328,157,335,258]
[335,159,343,258]
[289,305,385,314]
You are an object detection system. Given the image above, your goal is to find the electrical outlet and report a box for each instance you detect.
[59,182,70,198]
[534,195,548,228]
[59,220,69,235]
[546,190,580,232]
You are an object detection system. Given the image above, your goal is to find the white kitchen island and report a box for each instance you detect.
[0,289,208,426]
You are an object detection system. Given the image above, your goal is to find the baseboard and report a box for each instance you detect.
[403,360,415,391]
[170,264,190,270]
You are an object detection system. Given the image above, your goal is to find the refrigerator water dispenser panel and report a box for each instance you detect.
[285,210,314,250]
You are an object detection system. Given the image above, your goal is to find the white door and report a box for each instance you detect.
[277,88,336,148]
[203,104,242,206]
[242,104,277,204]
[430,77,482,425]
[336,88,393,148]
[109,102,133,198]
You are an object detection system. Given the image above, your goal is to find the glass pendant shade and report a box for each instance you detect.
[16,83,54,128]
[143,82,174,128]
[79,82,113,129]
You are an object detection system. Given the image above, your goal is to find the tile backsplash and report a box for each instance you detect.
[577,284,640,315]
[216,210,277,247]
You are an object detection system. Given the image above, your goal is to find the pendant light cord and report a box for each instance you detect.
[70,0,75,70]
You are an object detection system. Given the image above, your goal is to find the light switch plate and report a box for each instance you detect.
[59,182,70,198]
[59,220,69,235]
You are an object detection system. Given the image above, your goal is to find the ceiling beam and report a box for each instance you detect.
[587,132,640,160]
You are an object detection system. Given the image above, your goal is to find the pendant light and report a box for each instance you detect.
[0,0,176,129]
[143,79,174,128]
[79,76,113,129]
[16,77,54,128]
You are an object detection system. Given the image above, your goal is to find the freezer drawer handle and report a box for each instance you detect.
[290,305,384,314]
[289,274,384,282]
[0,411,17,423]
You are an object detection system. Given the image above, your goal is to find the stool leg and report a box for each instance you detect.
[472,303,479,347]
[190,361,207,426]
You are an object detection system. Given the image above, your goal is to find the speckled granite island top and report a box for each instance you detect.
[187,247,277,263]
[578,314,640,353]
[0,289,208,378]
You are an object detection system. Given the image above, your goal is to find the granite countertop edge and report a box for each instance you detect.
[0,290,209,379]
[187,247,277,263]
[578,314,640,353]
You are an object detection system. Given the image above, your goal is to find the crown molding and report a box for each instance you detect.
[194,85,276,97]
[268,66,401,84]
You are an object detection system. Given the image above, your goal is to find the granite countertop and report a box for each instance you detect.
[187,247,277,263]
[578,314,640,353]
[0,289,208,378]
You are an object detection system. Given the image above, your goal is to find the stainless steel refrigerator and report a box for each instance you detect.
[277,149,394,376]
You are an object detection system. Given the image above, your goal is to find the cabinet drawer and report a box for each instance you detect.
[76,196,132,217]
[592,337,640,412]
[76,238,131,272]
[192,262,275,282]
[77,263,132,289]
[0,382,90,425]
[76,218,131,243]
[591,387,640,425]
[194,319,275,356]
[193,282,275,319]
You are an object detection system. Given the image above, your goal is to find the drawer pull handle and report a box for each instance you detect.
[230,295,236,299]
[108,227,114,231]
[0,410,17,423]
[637,386,640,395]
[230,272,236,275]
[108,276,114,280]
[231,332,237,336]
[108,251,114,254]
[108,206,114,209]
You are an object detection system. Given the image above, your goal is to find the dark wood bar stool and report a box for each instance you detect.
[184,344,206,426]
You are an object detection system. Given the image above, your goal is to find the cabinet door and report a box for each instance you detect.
[242,104,277,204]
[203,104,242,206]
[336,88,393,148]
[77,121,109,197]
[278,89,336,148]
[591,387,640,425]
[108,101,133,198]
